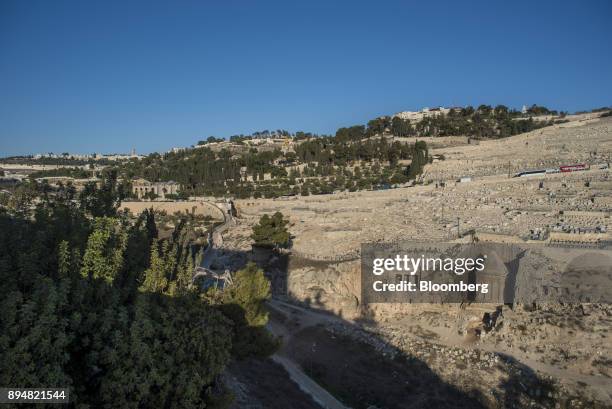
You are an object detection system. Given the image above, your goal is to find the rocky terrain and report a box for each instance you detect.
[216,114,612,407]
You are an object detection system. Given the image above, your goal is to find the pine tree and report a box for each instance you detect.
[141,240,168,293]
[218,263,279,358]
[80,218,127,283]
[57,240,71,278]
[251,212,290,248]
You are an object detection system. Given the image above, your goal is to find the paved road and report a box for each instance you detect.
[200,202,232,269]
[267,300,350,409]
[271,299,612,403]
[270,355,349,409]
[203,211,349,408]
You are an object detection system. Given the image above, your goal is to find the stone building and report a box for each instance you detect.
[131,178,180,199]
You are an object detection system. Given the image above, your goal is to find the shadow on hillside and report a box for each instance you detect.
[283,323,487,409]
[206,244,580,408]
[211,248,479,408]
[226,357,324,409]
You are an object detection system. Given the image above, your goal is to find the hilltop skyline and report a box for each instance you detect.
[2,103,577,158]
[1,0,611,156]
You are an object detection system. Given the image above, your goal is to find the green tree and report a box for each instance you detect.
[219,263,278,358]
[140,240,169,293]
[79,170,123,217]
[80,217,127,283]
[251,212,290,248]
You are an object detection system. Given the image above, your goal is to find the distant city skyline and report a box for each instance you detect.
[1,0,611,156]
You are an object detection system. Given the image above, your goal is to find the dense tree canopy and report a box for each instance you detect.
[0,178,276,407]
[15,104,559,200]
[408,105,553,138]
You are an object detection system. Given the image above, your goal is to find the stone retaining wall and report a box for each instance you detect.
[120,201,225,219]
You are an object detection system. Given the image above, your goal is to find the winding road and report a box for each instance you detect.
[200,201,232,269]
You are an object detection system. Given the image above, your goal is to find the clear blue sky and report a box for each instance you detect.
[1,0,611,156]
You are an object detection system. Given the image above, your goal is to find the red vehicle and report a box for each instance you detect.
[560,163,589,172]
